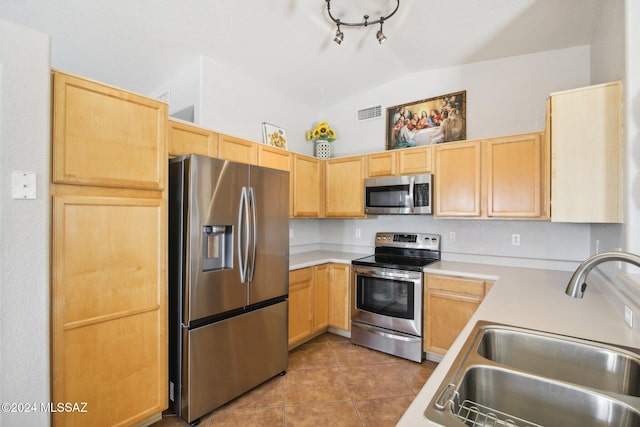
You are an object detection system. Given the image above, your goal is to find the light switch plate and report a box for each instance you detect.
[11,171,36,199]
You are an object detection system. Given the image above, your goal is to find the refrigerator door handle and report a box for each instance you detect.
[248,186,257,282]
[237,186,250,283]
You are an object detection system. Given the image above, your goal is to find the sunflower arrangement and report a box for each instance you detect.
[305,121,337,142]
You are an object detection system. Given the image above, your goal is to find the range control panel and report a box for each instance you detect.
[374,232,440,250]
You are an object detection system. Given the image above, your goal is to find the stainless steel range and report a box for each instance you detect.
[351,232,441,362]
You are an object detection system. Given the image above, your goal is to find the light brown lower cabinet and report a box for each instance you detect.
[288,267,314,347]
[424,274,491,355]
[288,263,351,348]
[328,264,350,330]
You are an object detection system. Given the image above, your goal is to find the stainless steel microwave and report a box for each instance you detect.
[364,174,432,215]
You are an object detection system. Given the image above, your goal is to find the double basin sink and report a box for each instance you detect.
[425,321,640,426]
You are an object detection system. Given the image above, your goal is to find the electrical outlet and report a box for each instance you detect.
[449,231,456,242]
[512,234,520,246]
[625,305,634,328]
[355,228,361,238]
[289,228,294,239]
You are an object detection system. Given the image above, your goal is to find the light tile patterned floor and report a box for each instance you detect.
[153,332,438,427]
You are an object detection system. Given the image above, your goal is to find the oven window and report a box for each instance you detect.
[366,185,410,208]
[356,275,414,319]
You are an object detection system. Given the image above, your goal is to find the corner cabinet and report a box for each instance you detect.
[424,274,492,355]
[549,81,622,223]
[51,70,167,427]
[325,155,366,217]
[288,263,351,348]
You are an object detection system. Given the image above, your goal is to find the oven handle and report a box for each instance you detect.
[353,267,422,281]
[352,322,420,343]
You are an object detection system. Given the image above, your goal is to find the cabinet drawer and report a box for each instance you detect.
[290,267,313,286]
[427,275,485,296]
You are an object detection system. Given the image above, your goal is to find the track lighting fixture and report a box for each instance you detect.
[326,0,399,45]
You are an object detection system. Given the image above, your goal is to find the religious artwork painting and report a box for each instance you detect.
[386,91,466,150]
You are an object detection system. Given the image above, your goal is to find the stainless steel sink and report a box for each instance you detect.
[425,321,640,426]
[476,325,640,397]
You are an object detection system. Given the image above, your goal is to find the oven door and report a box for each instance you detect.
[352,265,422,336]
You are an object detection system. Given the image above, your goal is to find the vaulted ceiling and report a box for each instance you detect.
[0,0,603,105]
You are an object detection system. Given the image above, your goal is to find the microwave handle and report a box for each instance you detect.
[408,176,415,213]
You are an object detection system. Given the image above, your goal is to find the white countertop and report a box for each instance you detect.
[287,251,640,426]
[400,260,640,426]
[289,250,368,270]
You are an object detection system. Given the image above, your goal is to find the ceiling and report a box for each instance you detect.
[0,0,603,106]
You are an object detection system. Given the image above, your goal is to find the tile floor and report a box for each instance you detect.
[153,332,438,427]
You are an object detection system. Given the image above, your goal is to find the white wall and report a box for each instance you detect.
[0,18,51,427]
[290,47,595,268]
[319,46,590,158]
[153,55,318,156]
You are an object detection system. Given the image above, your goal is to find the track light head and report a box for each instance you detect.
[334,20,344,44]
[376,29,387,44]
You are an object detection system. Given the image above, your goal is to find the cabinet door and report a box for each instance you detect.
[288,268,313,347]
[292,154,324,217]
[550,81,622,223]
[425,274,485,355]
[168,119,218,158]
[51,192,166,426]
[52,71,167,190]
[486,133,543,217]
[325,156,366,217]
[328,264,351,331]
[367,152,396,177]
[258,145,292,172]
[217,134,258,165]
[425,290,482,355]
[434,141,481,217]
[397,146,433,175]
[313,264,330,332]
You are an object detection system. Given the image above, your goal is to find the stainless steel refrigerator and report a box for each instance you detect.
[168,154,289,423]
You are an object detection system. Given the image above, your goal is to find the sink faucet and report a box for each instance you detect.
[566,251,640,298]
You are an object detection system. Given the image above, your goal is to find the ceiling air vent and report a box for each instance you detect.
[356,104,382,123]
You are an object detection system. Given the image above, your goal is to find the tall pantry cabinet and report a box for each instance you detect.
[50,71,168,426]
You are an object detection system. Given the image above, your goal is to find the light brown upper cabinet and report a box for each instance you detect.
[549,81,622,223]
[435,140,482,217]
[168,119,218,158]
[435,133,546,219]
[292,153,325,218]
[258,145,292,172]
[366,146,433,178]
[52,70,167,190]
[325,155,366,217]
[486,133,544,218]
[217,133,258,165]
[367,151,396,177]
[397,146,433,175]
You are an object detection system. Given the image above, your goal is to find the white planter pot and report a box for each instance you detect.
[315,140,331,159]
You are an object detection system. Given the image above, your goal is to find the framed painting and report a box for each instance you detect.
[386,91,466,150]
[261,122,288,149]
